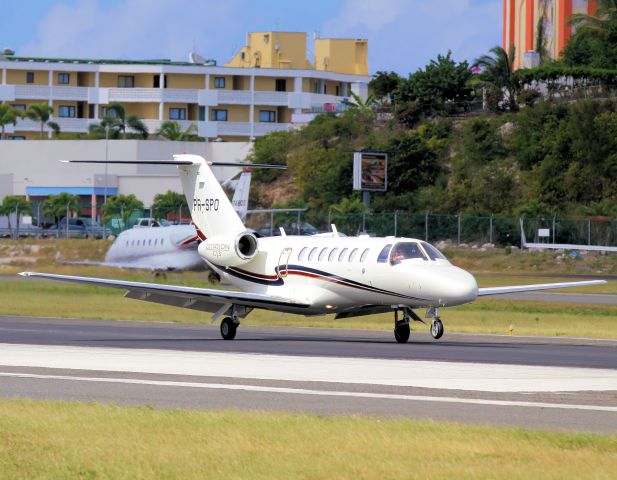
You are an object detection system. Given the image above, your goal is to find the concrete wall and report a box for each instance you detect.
[0,140,252,206]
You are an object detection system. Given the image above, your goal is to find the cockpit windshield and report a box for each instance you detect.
[421,242,448,260]
[390,242,427,264]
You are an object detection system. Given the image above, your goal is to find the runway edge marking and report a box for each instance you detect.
[2,372,617,413]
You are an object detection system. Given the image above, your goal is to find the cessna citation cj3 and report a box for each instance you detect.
[21,155,606,343]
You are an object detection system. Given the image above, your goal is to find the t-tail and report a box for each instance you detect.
[231,169,252,221]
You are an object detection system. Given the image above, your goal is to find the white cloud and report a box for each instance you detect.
[323,0,501,74]
[20,0,247,62]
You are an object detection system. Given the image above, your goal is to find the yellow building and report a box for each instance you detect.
[0,31,369,141]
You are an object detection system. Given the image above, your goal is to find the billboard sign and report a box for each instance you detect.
[353,151,388,192]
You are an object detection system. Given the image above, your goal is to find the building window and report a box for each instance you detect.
[312,81,320,94]
[58,105,76,118]
[240,51,246,60]
[210,109,228,121]
[153,75,167,88]
[323,84,327,94]
[263,34,270,44]
[275,79,287,92]
[10,136,26,140]
[336,85,340,96]
[199,106,205,121]
[11,104,26,112]
[58,73,70,84]
[259,110,275,123]
[118,75,135,88]
[169,108,186,120]
[214,77,226,88]
[101,107,118,119]
[26,72,34,84]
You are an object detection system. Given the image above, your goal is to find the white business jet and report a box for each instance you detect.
[74,169,254,272]
[21,155,606,343]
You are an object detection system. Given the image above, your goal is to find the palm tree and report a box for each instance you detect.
[43,192,80,237]
[101,194,144,226]
[345,91,377,112]
[156,120,198,141]
[105,102,149,139]
[569,0,617,36]
[473,45,520,111]
[24,103,55,138]
[1,196,32,238]
[0,103,23,140]
[47,121,61,138]
[152,190,187,222]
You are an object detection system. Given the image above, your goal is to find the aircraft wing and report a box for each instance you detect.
[19,272,312,316]
[478,280,607,296]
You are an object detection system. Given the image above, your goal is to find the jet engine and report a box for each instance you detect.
[198,231,258,267]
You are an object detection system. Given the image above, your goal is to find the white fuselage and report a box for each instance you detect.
[105,225,202,271]
[206,235,478,314]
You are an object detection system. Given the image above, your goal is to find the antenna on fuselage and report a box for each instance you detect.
[331,224,340,237]
[279,227,287,237]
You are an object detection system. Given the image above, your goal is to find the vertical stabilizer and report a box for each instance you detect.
[231,169,252,221]
[175,154,246,240]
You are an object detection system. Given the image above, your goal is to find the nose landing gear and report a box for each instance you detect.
[427,307,444,340]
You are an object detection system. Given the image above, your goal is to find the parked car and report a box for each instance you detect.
[257,221,320,237]
[53,217,106,239]
[133,218,173,228]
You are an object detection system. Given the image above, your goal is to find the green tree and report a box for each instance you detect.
[248,130,294,183]
[369,71,401,101]
[24,103,55,138]
[156,121,198,141]
[90,102,149,139]
[101,194,144,226]
[0,196,32,237]
[0,103,23,140]
[43,193,80,236]
[473,45,520,111]
[345,92,376,112]
[394,51,473,119]
[152,190,187,222]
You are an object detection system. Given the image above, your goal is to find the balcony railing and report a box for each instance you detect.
[13,117,93,133]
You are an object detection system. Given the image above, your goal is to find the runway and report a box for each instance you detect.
[1,315,617,433]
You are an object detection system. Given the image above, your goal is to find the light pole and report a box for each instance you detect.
[104,123,109,204]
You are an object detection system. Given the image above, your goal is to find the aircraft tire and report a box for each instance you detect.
[430,319,444,340]
[220,317,237,340]
[394,323,410,344]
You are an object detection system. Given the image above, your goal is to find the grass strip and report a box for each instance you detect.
[0,399,616,479]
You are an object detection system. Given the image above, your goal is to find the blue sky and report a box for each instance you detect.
[1,0,502,75]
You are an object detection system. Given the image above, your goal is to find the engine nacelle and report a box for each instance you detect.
[198,231,258,267]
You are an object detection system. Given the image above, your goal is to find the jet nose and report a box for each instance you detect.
[445,267,478,305]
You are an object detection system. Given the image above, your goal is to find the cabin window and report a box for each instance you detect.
[148,239,152,246]
[318,247,328,261]
[298,247,308,261]
[308,247,318,261]
[421,241,447,260]
[377,244,392,263]
[360,248,370,262]
[338,248,348,262]
[161,238,164,245]
[390,242,428,264]
[349,248,358,261]
[125,241,129,247]
[328,248,338,262]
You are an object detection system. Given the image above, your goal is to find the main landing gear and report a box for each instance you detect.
[220,317,238,340]
[392,307,445,343]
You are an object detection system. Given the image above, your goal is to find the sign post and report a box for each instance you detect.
[353,151,388,208]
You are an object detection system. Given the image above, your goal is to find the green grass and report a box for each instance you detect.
[0,399,616,479]
[2,280,617,337]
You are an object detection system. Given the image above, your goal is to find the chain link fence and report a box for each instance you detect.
[3,205,617,249]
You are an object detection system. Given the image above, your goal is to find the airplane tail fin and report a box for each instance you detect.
[175,154,245,240]
[231,169,252,221]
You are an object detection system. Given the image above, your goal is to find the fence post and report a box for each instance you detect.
[588,219,591,245]
[269,211,274,237]
[362,211,366,233]
[65,204,69,238]
[394,210,398,237]
[457,214,461,246]
[424,211,428,242]
[297,211,301,235]
[552,215,556,244]
[489,214,493,245]
[36,203,41,239]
